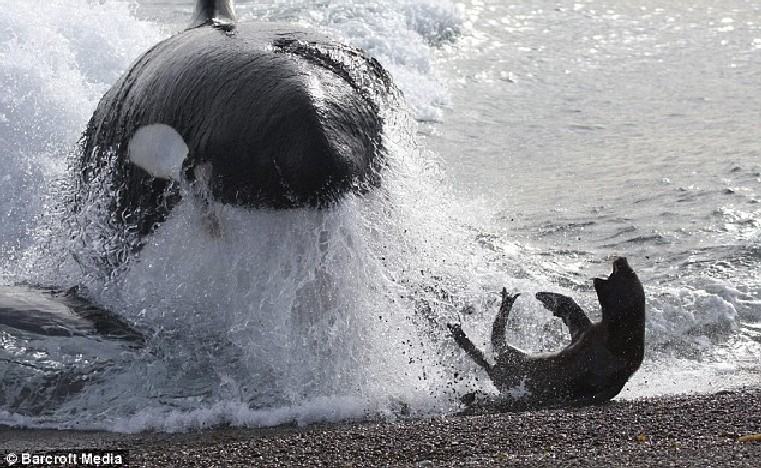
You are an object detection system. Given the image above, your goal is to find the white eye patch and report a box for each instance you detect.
[128,124,189,180]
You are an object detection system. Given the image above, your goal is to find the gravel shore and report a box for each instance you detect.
[2,389,760,467]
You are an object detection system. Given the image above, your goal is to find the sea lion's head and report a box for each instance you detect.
[593,257,645,322]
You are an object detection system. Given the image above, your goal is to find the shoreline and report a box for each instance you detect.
[2,389,760,467]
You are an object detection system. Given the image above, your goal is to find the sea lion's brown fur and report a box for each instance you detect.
[448,257,645,404]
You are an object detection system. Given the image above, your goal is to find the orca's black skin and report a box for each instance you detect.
[75,0,398,240]
[448,257,646,406]
[0,285,144,344]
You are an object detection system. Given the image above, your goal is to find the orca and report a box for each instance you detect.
[0,285,143,344]
[72,0,400,250]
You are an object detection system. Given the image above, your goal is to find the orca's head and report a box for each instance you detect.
[593,257,645,322]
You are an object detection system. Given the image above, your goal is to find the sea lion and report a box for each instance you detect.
[448,257,646,405]
[69,0,400,269]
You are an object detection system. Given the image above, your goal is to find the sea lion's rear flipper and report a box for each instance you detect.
[535,292,592,343]
[491,288,520,352]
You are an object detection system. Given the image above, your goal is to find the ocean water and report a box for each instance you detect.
[0,0,759,432]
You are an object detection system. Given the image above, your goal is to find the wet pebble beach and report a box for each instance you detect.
[2,389,759,467]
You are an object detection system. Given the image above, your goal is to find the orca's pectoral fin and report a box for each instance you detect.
[535,291,592,342]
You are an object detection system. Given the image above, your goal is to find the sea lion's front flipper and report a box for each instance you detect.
[535,292,592,343]
[447,323,492,375]
[491,288,520,352]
